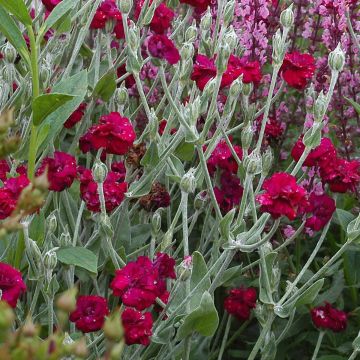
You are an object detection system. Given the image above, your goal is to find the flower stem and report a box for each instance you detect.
[311,331,325,360]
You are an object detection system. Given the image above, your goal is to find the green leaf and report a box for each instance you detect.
[32,93,74,125]
[219,208,235,242]
[190,252,211,310]
[295,278,324,306]
[40,0,78,37]
[0,0,32,26]
[57,247,98,274]
[218,265,242,287]
[141,142,160,168]
[316,271,344,305]
[335,209,355,231]
[175,141,195,162]
[345,97,360,115]
[0,6,29,62]
[112,205,131,251]
[177,292,219,340]
[92,69,117,101]
[129,224,151,252]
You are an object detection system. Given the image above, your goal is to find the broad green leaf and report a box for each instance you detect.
[175,141,195,162]
[345,97,360,115]
[141,142,160,168]
[92,69,117,101]
[177,292,219,339]
[335,209,355,231]
[190,252,211,310]
[129,224,151,252]
[295,278,324,306]
[57,247,98,274]
[0,6,29,62]
[40,0,78,37]
[0,0,32,26]
[32,93,74,125]
[316,271,344,305]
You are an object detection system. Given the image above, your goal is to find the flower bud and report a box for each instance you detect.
[180,169,196,194]
[200,7,212,32]
[115,86,128,106]
[224,26,238,52]
[118,0,132,14]
[280,4,294,29]
[46,212,57,234]
[223,0,235,27]
[59,230,71,247]
[241,124,254,151]
[203,77,217,98]
[3,43,17,64]
[185,20,197,43]
[328,43,345,72]
[56,287,78,313]
[93,162,108,184]
[229,76,243,98]
[244,151,262,175]
[127,23,140,53]
[110,341,125,360]
[272,29,285,65]
[194,191,209,210]
[22,317,39,337]
[43,249,58,272]
[104,312,124,341]
[28,239,43,266]
[314,91,327,122]
[151,209,162,235]
[178,255,192,281]
[73,338,88,358]
[216,43,231,73]
[262,148,273,176]
[40,66,50,86]
[180,43,194,61]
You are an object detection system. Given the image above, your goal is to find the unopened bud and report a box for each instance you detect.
[272,29,285,65]
[73,338,88,358]
[152,209,162,235]
[216,43,231,73]
[110,341,125,360]
[262,148,273,176]
[314,91,327,122]
[115,86,128,106]
[224,26,238,52]
[180,43,194,61]
[3,43,17,64]
[229,77,243,98]
[244,151,262,175]
[185,21,197,43]
[178,256,193,281]
[40,66,50,86]
[104,312,124,341]
[59,230,71,247]
[93,162,107,184]
[242,83,253,97]
[43,249,57,272]
[46,212,57,234]
[56,287,78,313]
[280,4,294,29]
[241,125,254,151]
[22,317,38,337]
[180,169,196,194]
[223,0,235,26]
[200,7,212,32]
[28,239,43,266]
[328,43,345,72]
[118,0,132,14]
[127,23,140,52]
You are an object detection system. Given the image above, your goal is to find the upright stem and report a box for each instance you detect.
[217,315,232,360]
[311,332,325,360]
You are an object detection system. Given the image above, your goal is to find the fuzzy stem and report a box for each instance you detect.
[311,332,325,360]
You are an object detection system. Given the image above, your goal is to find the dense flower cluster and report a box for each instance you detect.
[311,303,347,332]
[224,287,257,320]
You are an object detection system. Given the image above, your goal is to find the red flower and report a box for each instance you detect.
[153,253,176,280]
[158,120,177,135]
[257,172,309,220]
[110,254,175,310]
[79,112,136,156]
[280,52,316,90]
[110,256,160,310]
[311,303,347,332]
[0,175,30,219]
[256,115,284,141]
[214,172,244,213]
[224,287,256,321]
[207,139,243,175]
[0,262,26,308]
[41,0,62,12]
[320,157,360,193]
[191,54,262,91]
[111,161,126,182]
[64,103,87,129]
[78,167,127,213]
[306,193,336,231]
[90,0,122,29]
[0,160,10,182]
[121,308,153,346]
[69,295,109,333]
[179,0,211,12]
[114,20,125,39]
[291,137,336,168]
[147,34,180,65]
[36,151,77,192]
